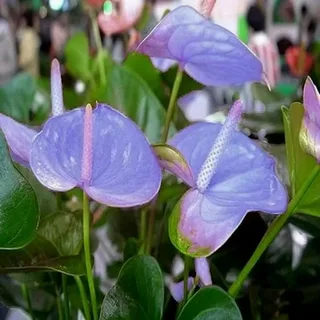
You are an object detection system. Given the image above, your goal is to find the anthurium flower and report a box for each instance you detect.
[163,100,287,257]
[285,46,313,77]
[98,0,144,36]
[137,6,263,86]
[300,77,320,162]
[169,258,212,302]
[0,59,161,207]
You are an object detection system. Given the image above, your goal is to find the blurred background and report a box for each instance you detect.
[1,0,320,319]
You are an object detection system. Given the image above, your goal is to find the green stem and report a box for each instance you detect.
[145,198,157,254]
[228,165,320,298]
[89,8,106,86]
[83,192,98,320]
[140,208,147,252]
[74,276,92,320]
[62,274,70,320]
[57,295,64,320]
[21,284,34,320]
[182,256,191,307]
[161,68,184,143]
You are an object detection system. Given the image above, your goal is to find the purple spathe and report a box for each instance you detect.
[167,103,287,256]
[137,6,263,86]
[300,77,320,162]
[29,104,162,207]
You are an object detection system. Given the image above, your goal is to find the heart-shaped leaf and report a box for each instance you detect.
[178,286,242,320]
[105,63,175,143]
[0,211,85,275]
[0,73,36,122]
[282,103,320,216]
[0,131,39,249]
[100,255,164,320]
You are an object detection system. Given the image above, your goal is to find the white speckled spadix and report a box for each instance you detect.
[196,100,243,193]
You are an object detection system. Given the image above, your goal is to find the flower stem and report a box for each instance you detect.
[161,68,184,143]
[83,192,98,320]
[56,296,63,320]
[89,8,107,86]
[140,208,147,251]
[62,274,70,320]
[228,165,320,298]
[145,197,157,254]
[183,256,191,306]
[21,284,34,320]
[74,276,92,320]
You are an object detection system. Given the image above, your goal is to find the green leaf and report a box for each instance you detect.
[100,255,164,320]
[124,53,166,103]
[105,63,175,143]
[0,73,36,122]
[0,131,39,249]
[123,238,140,262]
[178,286,242,320]
[0,211,85,275]
[282,103,320,216]
[65,32,92,82]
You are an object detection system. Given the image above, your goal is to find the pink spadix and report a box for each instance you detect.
[50,59,64,116]
[82,104,93,184]
[196,100,243,193]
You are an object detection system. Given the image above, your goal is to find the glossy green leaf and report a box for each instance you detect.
[0,211,85,275]
[105,63,175,143]
[0,73,36,122]
[100,255,164,320]
[65,32,92,82]
[282,103,320,216]
[0,131,39,249]
[169,196,210,258]
[178,286,242,320]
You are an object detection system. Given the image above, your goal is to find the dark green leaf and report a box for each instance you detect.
[123,238,140,262]
[282,103,320,216]
[0,211,85,275]
[104,63,175,143]
[65,32,92,82]
[178,286,242,320]
[100,255,164,320]
[0,73,36,122]
[0,131,39,249]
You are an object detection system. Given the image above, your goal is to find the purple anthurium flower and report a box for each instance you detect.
[169,258,212,302]
[300,77,320,162]
[163,100,287,257]
[0,59,162,207]
[137,6,263,86]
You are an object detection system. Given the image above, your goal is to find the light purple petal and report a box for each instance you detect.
[195,258,212,286]
[169,122,287,216]
[0,114,37,166]
[30,104,162,207]
[303,77,320,125]
[300,116,320,162]
[169,277,194,302]
[137,6,263,86]
[150,57,176,72]
[178,189,246,255]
